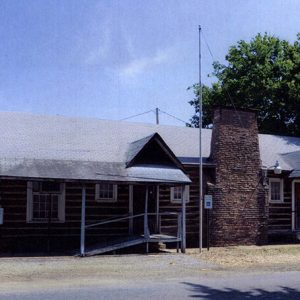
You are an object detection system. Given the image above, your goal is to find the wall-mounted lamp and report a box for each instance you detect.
[262,160,282,186]
[273,160,282,175]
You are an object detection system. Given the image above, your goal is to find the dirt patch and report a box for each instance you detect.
[0,254,213,292]
[185,244,300,271]
[0,245,299,293]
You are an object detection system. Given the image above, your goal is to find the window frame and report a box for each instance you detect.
[170,185,190,204]
[269,178,284,203]
[26,181,65,223]
[95,183,118,203]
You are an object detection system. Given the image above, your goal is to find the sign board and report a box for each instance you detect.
[204,195,213,209]
[0,208,3,225]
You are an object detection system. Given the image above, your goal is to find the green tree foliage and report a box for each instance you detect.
[189,33,300,136]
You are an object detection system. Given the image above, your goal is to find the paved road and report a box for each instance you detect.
[1,271,300,299]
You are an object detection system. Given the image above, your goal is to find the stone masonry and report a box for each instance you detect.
[209,107,268,246]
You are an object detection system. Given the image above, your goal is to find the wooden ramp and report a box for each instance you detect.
[78,234,180,256]
[82,236,146,256]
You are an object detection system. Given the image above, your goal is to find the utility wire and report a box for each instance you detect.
[120,109,155,121]
[159,109,190,125]
[202,31,245,128]
[202,33,214,60]
[121,108,191,125]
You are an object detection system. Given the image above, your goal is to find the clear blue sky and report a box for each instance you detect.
[0,0,299,125]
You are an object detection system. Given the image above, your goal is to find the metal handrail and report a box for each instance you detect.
[147,212,178,216]
[85,213,145,229]
[82,211,182,255]
[85,212,181,230]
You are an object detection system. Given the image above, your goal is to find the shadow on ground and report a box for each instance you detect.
[182,282,300,299]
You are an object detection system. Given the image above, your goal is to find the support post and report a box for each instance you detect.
[129,185,133,235]
[181,185,186,253]
[80,185,86,256]
[144,186,149,239]
[144,186,150,253]
[198,25,203,253]
[156,185,160,233]
[292,180,296,231]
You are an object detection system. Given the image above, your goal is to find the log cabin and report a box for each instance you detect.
[0,106,299,255]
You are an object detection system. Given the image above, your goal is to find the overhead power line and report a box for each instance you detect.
[158,109,190,125]
[120,108,190,125]
[120,109,154,121]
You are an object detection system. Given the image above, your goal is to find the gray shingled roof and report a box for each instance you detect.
[258,134,300,174]
[126,134,156,164]
[0,111,211,163]
[0,158,190,183]
[0,111,300,179]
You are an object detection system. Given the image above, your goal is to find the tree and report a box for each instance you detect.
[189,33,300,136]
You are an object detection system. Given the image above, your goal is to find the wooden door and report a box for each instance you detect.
[295,183,300,230]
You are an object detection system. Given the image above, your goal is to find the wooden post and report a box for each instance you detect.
[144,186,149,238]
[129,185,133,235]
[181,185,186,253]
[156,185,160,233]
[144,186,149,253]
[80,185,86,256]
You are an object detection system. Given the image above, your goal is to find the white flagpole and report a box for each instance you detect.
[198,25,203,253]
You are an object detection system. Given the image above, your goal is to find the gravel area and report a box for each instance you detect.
[0,245,299,293]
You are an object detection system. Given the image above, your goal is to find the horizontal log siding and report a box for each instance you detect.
[0,180,130,252]
[0,166,212,251]
[268,178,292,234]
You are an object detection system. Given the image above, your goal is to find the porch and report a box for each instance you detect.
[79,184,188,256]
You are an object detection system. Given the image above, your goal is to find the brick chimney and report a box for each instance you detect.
[210,107,268,245]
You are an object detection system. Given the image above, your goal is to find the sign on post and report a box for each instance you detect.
[0,208,3,225]
[204,195,213,209]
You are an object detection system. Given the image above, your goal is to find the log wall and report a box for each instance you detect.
[0,180,131,252]
[0,166,213,253]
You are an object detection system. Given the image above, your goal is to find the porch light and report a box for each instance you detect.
[262,161,282,186]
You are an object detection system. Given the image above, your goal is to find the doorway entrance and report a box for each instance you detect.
[132,185,157,235]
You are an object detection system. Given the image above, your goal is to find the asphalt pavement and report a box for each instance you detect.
[1,271,300,299]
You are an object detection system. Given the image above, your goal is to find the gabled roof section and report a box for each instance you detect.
[126,134,156,164]
[126,133,184,170]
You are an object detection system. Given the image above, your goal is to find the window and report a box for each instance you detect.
[95,183,118,202]
[27,181,65,223]
[269,178,284,202]
[170,185,190,203]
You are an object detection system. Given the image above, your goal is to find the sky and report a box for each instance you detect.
[0,0,300,126]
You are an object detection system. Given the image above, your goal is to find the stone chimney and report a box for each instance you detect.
[210,107,268,245]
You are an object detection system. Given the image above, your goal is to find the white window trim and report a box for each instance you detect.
[269,178,284,203]
[170,185,190,204]
[26,181,65,223]
[95,183,118,203]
